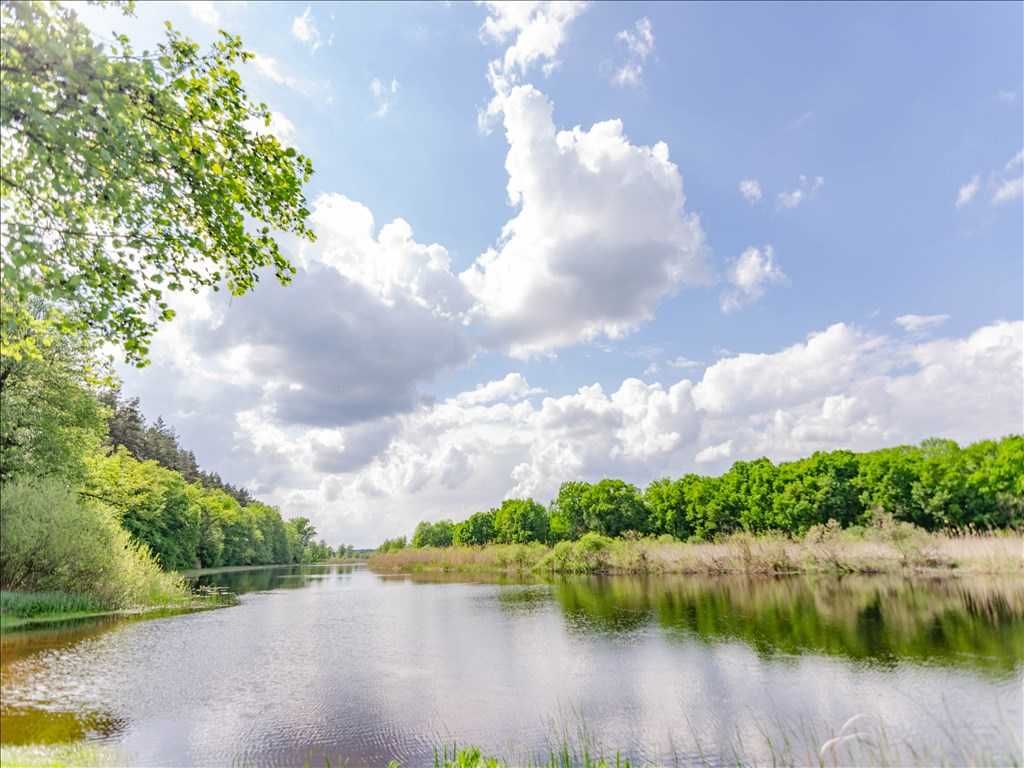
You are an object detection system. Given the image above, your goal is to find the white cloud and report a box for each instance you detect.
[992,177,1023,205]
[185,1,219,26]
[667,356,704,370]
[478,1,589,130]
[611,17,654,88]
[720,245,786,313]
[291,6,322,51]
[738,179,762,204]
[460,85,708,357]
[777,175,824,209]
[955,175,980,208]
[456,373,544,406]
[249,53,327,99]
[303,193,471,320]
[244,111,297,146]
[370,77,400,118]
[894,314,950,334]
[992,150,1023,204]
[695,440,732,464]
[961,151,1023,207]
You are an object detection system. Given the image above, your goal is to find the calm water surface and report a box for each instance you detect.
[1,565,1022,766]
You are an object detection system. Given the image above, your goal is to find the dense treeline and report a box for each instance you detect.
[0,318,341,607]
[395,437,1023,551]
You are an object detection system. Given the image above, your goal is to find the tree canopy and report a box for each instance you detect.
[0,0,314,364]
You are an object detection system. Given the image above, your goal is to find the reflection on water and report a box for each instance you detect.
[548,574,1024,673]
[1,565,1021,766]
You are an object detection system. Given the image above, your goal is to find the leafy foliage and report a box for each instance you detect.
[0,1,314,364]
[493,498,549,544]
[377,536,408,553]
[0,307,108,483]
[412,519,455,548]
[0,476,187,608]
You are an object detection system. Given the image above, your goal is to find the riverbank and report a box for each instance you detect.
[0,589,237,632]
[367,529,1024,576]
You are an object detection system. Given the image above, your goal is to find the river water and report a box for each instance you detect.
[1,564,1021,766]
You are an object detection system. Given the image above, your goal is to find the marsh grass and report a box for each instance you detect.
[369,527,1023,577]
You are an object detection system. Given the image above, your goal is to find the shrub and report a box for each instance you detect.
[0,477,188,608]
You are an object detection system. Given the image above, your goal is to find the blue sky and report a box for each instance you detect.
[85,2,1022,545]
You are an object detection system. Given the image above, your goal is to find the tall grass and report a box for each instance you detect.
[368,526,1024,577]
[0,591,103,618]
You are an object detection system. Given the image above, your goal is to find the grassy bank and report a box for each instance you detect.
[368,528,1024,576]
[0,588,237,632]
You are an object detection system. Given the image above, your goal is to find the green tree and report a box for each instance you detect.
[855,445,923,523]
[549,481,590,541]
[771,450,863,534]
[493,499,548,544]
[286,517,317,562]
[452,510,495,546]
[643,477,686,538]
[581,479,647,537]
[0,316,107,482]
[85,448,200,570]
[412,519,455,548]
[1,1,314,364]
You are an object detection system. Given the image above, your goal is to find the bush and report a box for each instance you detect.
[537,533,616,573]
[0,477,188,609]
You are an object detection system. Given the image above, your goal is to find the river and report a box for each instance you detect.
[1,564,1021,766]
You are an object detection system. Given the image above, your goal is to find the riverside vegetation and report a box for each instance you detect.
[0,1,350,628]
[370,435,1023,576]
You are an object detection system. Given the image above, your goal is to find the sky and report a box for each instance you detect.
[78,1,1023,547]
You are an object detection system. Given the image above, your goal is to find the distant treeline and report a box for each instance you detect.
[88,396,351,571]
[394,436,1023,550]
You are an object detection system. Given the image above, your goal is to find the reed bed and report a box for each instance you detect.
[368,529,1023,576]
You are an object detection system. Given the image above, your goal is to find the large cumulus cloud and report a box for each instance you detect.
[461,85,709,357]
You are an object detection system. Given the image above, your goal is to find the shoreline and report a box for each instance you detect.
[367,531,1024,577]
[181,560,365,577]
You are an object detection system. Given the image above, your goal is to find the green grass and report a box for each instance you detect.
[0,591,104,618]
[0,744,115,768]
[0,587,238,632]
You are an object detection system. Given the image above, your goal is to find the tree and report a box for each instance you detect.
[581,479,647,538]
[0,1,314,364]
[493,499,548,544]
[452,510,495,546]
[643,477,686,538]
[771,450,863,534]
[286,517,317,560]
[412,519,455,548]
[85,448,200,570]
[0,315,107,482]
[550,481,590,541]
